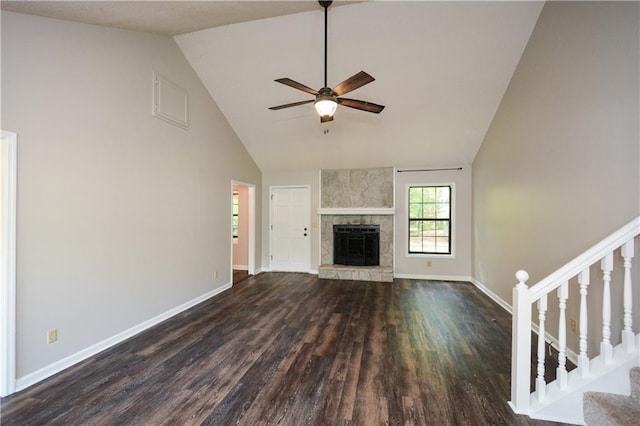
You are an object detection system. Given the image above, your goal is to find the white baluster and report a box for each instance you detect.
[556,281,568,389]
[621,240,635,352]
[510,270,532,414]
[600,253,613,363]
[578,269,590,377]
[536,295,547,402]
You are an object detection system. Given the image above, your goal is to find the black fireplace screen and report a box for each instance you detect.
[333,225,380,266]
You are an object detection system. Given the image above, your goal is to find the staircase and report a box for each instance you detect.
[583,367,640,425]
[509,217,640,425]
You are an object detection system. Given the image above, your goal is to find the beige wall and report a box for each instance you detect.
[2,12,261,378]
[472,1,639,351]
[394,166,472,279]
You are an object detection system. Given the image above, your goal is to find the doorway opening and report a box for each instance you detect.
[230,181,256,285]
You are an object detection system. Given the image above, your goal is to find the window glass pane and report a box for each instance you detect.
[436,186,450,202]
[424,187,436,202]
[435,221,449,236]
[436,203,449,219]
[436,237,450,253]
[409,187,423,203]
[409,221,421,237]
[423,221,436,236]
[422,204,436,218]
[409,203,423,219]
[409,237,423,252]
[233,205,239,215]
[423,237,436,253]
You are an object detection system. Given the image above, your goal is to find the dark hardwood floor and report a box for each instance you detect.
[1,273,568,425]
[233,269,250,285]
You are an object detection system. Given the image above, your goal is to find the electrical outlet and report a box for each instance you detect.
[570,318,577,333]
[214,270,219,279]
[47,328,58,344]
[426,260,432,268]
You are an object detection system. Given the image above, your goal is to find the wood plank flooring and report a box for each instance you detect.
[1,273,568,425]
[233,269,250,285]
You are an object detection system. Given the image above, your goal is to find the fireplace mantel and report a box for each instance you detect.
[317,208,395,216]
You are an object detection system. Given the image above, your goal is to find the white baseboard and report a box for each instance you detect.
[251,268,316,276]
[233,265,248,271]
[15,282,233,393]
[394,273,473,282]
[469,277,513,314]
[470,277,579,366]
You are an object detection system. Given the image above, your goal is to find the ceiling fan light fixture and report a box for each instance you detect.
[314,96,337,118]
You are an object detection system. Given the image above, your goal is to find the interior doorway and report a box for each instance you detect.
[1,131,17,397]
[230,181,256,285]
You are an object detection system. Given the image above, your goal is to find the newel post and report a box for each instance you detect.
[510,270,532,414]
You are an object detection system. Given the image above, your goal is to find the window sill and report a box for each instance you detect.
[406,252,455,259]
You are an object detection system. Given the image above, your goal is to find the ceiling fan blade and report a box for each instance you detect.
[274,78,319,95]
[269,99,315,110]
[320,115,334,123]
[337,98,385,114]
[332,71,375,96]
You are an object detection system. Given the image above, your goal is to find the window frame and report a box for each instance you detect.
[405,183,456,258]
[232,191,239,240]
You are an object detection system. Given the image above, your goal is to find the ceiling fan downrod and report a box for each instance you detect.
[320,1,332,88]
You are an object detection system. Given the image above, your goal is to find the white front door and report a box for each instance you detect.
[270,186,310,272]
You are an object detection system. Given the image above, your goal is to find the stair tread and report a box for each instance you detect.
[631,367,640,402]
[583,391,640,426]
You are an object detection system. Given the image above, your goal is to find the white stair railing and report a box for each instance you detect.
[509,217,640,415]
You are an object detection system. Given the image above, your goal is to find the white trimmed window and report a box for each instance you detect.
[232,192,239,239]
[408,185,452,255]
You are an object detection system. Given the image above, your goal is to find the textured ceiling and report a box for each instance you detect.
[1,1,358,35]
[2,1,544,173]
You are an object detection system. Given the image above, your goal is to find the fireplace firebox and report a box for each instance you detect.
[333,225,380,266]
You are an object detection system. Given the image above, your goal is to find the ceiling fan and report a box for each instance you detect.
[269,0,385,123]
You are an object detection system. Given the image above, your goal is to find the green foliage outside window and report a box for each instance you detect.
[408,186,451,254]
[233,192,239,238]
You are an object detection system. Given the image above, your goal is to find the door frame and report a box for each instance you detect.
[230,181,256,281]
[1,131,17,397]
[269,185,311,272]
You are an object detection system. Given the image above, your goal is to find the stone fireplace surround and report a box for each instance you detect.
[317,168,394,282]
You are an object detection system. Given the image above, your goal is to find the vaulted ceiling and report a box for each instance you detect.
[2,1,545,173]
